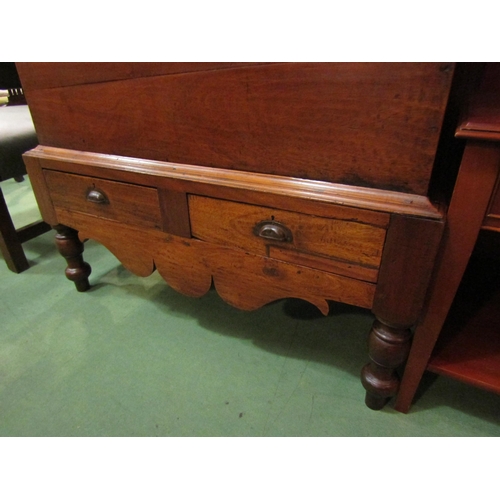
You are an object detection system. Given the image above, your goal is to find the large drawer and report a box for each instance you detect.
[188,195,386,283]
[43,170,162,229]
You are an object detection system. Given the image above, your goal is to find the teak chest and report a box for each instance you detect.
[17,62,466,409]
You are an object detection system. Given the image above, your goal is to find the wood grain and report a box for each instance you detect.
[57,210,376,313]
[363,213,445,410]
[20,63,454,195]
[395,63,500,412]
[268,246,379,283]
[372,214,445,329]
[22,154,58,225]
[188,194,386,268]
[158,188,191,237]
[16,62,273,91]
[44,170,162,229]
[24,146,442,219]
[54,224,91,291]
[209,246,375,314]
[15,62,460,412]
[395,142,500,412]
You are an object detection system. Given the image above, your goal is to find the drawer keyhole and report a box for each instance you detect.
[253,220,293,242]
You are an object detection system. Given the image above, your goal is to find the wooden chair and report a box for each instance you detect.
[0,63,50,273]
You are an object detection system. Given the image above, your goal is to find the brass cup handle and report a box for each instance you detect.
[253,220,293,242]
[86,188,108,204]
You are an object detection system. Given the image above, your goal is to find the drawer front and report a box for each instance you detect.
[188,195,386,282]
[44,170,162,229]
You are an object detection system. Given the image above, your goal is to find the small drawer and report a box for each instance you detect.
[44,170,162,229]
[188,195,386,282]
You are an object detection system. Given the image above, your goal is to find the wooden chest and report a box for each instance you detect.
[17,62,461,409]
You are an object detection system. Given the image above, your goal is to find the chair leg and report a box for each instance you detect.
[0,185,30,273]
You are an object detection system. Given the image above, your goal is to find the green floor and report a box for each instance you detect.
[1,177,499,437]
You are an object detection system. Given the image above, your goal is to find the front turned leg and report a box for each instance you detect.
[361,318,412,410]
[361,214,445,410]
[54,224,91,292]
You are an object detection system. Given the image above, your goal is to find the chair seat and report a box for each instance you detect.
[0,105,38,181]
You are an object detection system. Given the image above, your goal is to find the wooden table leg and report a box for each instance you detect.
[0,185,30,273]
[54,224,92,292]
[362,214,444,409]
[362,319,413,409]
[394,142,500,413]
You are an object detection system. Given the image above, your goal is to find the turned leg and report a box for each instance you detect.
[54,224,91,292]
[363,214,445,410]
[361,319,412,410]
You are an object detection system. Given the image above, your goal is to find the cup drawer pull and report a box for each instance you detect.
[86,188,108,204]
[253,220,293,242]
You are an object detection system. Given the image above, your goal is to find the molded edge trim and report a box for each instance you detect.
[25,146,444,219]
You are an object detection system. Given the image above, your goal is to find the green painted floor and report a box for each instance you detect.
[1,177,499,437]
